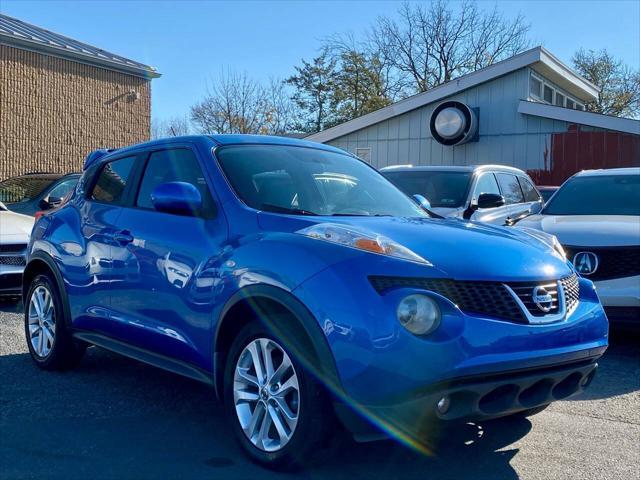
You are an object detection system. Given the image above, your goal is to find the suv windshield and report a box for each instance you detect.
[383,170,472,208]
[543,174,640,216]
[0,176,56,204]
[216,145,426,217]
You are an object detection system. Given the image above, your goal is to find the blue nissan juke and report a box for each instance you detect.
[23,135,608,468]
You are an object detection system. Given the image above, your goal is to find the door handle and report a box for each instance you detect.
[113,231,134,245]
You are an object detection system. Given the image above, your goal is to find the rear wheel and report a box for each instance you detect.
[24,273,85,370]
[224,322,330,469]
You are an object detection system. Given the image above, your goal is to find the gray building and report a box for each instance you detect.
[307,47,639,185]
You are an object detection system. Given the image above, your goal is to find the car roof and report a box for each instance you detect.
[573,167,640,177]
[379,164,527,175]
[97,134,345,161]
[10,172,80,180]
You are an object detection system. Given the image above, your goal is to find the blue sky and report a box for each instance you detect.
[2,1,639,122]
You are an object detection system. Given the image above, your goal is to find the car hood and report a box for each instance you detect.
[517,214,640,247]
[0,209,34,243]
[259,214,571,281]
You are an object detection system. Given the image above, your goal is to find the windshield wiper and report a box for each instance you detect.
[260,204,318,216]
[331,213,392,217]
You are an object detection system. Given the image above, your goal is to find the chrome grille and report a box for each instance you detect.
[369,273,580,324]
[0,255,26,266]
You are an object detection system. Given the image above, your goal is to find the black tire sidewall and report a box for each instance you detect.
[223,322,327,469]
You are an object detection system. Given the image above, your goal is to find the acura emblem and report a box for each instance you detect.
[532,286,554,313]
[573,251,599,276]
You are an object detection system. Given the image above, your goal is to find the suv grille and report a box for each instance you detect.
[0,256,26,266]
[369,274,580,324]
[0,243,27,254]
[564,245,640,281]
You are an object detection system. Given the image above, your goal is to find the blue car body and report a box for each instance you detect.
[25,135,608,444]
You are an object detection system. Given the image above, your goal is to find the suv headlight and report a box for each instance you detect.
[397,294,441,335]
[296,223,430,265]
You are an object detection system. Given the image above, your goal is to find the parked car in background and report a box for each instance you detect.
[518,168,640,328]
[23,135,607,468]
[381,165,543,225]
[0,201,34,297]
[538,186,559,203]
[0,173,80,216]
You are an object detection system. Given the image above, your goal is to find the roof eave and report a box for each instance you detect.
[0,33,161,79]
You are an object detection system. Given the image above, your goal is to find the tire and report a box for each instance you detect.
[223,322,330,469]
[24,273,86,370]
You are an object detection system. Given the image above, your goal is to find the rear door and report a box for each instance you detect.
[108,145,228,369]
[469,172,512,224]
[516,175,543,217]
[69,155,138,331]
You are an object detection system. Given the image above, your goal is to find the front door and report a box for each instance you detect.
[108,146,228,370]
[469,172,513,224]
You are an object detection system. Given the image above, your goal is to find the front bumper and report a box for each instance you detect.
[335,354,602,441]
[595,276,640,326]
[0,270,23,296]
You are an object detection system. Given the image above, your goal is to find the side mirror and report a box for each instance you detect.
[39,196,63,210]
[151,182,202,216]
[475,193,505,209]
[412,194,431,210]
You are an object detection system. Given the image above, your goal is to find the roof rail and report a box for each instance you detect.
[83,148,117,171]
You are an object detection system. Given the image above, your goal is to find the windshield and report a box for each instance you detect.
[382,170,472,208]
[216,145,426,217]
[543,174,640,216]
[0,176,56,204]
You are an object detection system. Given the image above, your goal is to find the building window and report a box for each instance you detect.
[356,147,372,163]
[566,99,575,109]
[575,103,585,111]
[543,85,553,103]
[530,75,542,98]
[555,92,565,107]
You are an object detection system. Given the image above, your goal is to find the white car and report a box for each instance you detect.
[518,168,640,327]
[0,201,34,296]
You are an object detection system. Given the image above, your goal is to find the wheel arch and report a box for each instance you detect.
[213,284,343,401]
[23,252,72,328]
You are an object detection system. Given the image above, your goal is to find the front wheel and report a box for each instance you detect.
[24,273,85,370]
[224,323,330,469]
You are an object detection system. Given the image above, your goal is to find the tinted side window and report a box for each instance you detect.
[91,156,136,204]
[48,178,77,200]
[473,173,501,199]
[518,177,541,202]
[136,148,215,217]
[496,173,525,204]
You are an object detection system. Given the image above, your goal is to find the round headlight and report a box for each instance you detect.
[397,294,441,336]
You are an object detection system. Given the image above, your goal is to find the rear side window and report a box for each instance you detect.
[496,173,525,204]
[518,177,541,202]
[136,148,215,217]
[90,156,136,204]
[473,173,501,199]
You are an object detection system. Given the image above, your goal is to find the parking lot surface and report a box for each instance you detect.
[1,299,638,480]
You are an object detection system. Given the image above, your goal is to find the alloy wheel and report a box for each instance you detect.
[28,285,56,358]
[233,337,300,452]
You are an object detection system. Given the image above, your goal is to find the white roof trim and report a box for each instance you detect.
[307,46,598,143]
[518,100,640,135]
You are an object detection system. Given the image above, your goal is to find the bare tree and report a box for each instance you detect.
[191,72,299,134]
[151,116,191,139]
[573,49,640,118]
[372,1,530,92]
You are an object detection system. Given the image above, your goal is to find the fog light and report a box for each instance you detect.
[437,396,450,414]
[397,294,441,335]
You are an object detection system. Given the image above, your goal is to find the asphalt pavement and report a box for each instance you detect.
[1,298,638,480]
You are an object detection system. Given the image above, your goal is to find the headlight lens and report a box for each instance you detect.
[397,294,441,335]
[296,223,430,265]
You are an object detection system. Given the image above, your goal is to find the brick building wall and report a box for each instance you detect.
[0,44,151,180]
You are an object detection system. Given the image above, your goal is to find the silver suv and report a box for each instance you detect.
[381,164,543,225]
